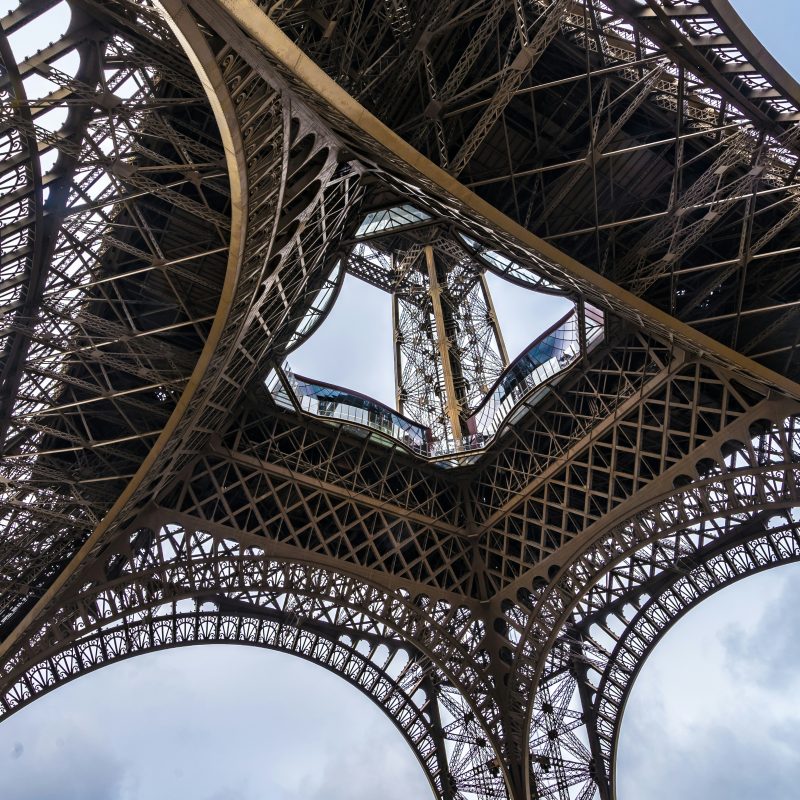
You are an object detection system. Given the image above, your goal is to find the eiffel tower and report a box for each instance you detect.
[2,1,800,797]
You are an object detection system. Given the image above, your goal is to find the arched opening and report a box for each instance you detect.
[268,213,601,463]
[0,645,432,800]
[617,561,800,800]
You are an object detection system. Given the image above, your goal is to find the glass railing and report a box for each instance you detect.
[467,305,604,439]
[355,203,431,238]
[456,232,561,293]
[266,305,604,460]
[269,368,432,453]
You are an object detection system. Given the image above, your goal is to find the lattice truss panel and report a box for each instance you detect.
[394,257,451,433]
[476,345,771,588]
[4,3,800,800]
[163,397,475,595]
[0,0,230,636]
[269,0,800,380]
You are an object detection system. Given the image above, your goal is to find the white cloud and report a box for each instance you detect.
[0,646,431,800]
[617,563,800,800]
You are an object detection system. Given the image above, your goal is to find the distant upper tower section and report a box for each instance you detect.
[268,202,604,460]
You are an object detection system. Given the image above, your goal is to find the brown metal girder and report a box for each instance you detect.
[0,0,245,664]
[474,345,684,536]
[208,0,800,403]
[122,506,476,607]
[0,0,61,34]
[614,0,800,144]
[207,439,464,537]
[424,245,464,441]
[494,394,800,604]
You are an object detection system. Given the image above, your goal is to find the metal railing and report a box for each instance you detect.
[266,306,604,460]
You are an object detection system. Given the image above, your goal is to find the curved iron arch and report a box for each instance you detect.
[593,514,800,798]
[502,409,800,798]
[1,606,452,800]
[0,0,240,651]
[525,512,800,800]
[0,522,509,800]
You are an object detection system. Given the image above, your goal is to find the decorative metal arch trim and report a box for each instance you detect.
[597,515,800,798]
[0,525,510,800]
[1,608,453,800]
[505,408,800,796]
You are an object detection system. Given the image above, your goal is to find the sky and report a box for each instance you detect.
[617,564,800,800]
[287,272,570,407]
[2,1,800,799]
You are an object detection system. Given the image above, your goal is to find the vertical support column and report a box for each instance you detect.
[572,636,611,800]
[421,674,457,800]
[480,272,509,366]
[578,296,588,359]
[425,244,464,442]
[392,278,405,413]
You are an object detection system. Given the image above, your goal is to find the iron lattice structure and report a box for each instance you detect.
[2,1,800,798]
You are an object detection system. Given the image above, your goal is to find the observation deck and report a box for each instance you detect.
[267,305,604,463]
